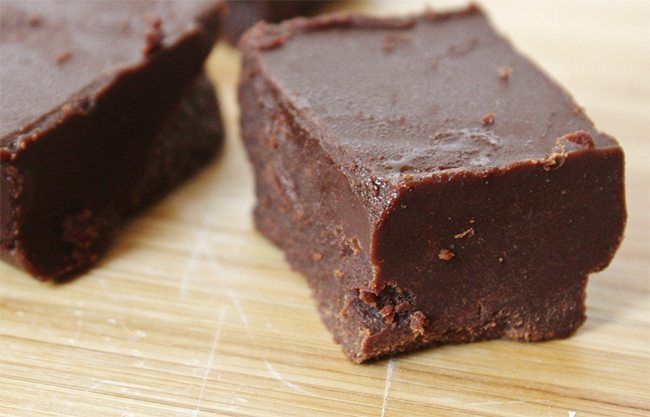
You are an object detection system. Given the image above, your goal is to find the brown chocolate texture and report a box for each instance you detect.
[238,7,626,362]
[1,1,225,280]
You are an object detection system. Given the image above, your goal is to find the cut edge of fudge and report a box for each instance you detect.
[238,5,626,362]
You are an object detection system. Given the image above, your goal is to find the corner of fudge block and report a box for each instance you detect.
[358,145,626,358]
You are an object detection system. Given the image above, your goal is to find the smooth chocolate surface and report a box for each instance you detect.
[239,7,626,362]
[0,1,224,280]
[221,0,327,44]
[1,0,222,142]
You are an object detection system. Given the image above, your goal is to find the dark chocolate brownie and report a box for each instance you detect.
[0,1,224,280]
[239,7,627,362]
[221,0,329,44]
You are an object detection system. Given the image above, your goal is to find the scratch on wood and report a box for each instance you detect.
[106,315,132,338]
[118,319,132,335]
[229,290,311,396]
[95,277,137,339]
[380,359,395,417]
[180,229,209,297]
[467,400,527,407]
[547,399,553,417]
[263,360,310,395]
[89,379,121,391]
[192,305,227,417]
[229,289,250,330]
[72,309,84,342]
[89,379,107,390]
[95,275,118,301]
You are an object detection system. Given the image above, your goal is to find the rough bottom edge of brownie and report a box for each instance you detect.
[326,277,587,364]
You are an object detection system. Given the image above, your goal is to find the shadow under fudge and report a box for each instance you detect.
[238,7,626,363]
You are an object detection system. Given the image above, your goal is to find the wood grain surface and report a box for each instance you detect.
[1,1,649,416]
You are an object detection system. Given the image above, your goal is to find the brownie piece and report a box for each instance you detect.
[0,1,224,280]
[221,0,328,44]
[239,7,627,363]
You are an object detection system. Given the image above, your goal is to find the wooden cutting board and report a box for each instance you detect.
[2,1,649,416]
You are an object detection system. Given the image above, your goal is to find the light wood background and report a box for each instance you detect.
[2,1,649,416]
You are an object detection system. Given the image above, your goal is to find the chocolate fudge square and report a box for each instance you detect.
[0,1,224,280]
[239,7,626,362]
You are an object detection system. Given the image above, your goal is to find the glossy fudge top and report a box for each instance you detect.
[242,7,620,181]
[0,0,222,143]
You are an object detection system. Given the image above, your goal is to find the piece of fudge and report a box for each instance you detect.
[221,0,329,44]
[239,7,627,363]
[0,1,224,280]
